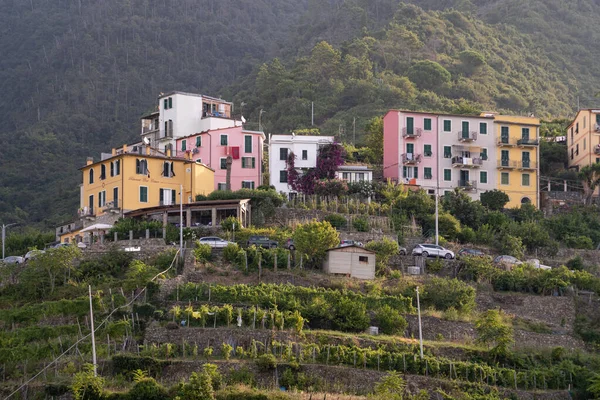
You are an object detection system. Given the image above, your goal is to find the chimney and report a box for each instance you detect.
[166,148,172,157]
[146,146,150,155]
[122,144,127,153]
[86,157,94,166]
[112,148,117,156]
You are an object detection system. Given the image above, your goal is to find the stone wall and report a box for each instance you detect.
[80,240,179,263]
[268,207,391,232]
[405,315,475,342]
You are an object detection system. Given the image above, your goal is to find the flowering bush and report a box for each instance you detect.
[313,179,348,197]
[286,143,345,195]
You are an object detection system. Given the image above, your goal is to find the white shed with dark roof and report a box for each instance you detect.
[323,245,376,280]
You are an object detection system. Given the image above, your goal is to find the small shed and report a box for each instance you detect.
[323,245,376,280]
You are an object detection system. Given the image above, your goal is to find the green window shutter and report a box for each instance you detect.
[163,99,168,109]
[220,158,227,169]
[522,128,530,140]
[196,136,202,147]
[444,120,451,132]
[480,122,487,134]
[481,148,488,160]
[241,158,246,168]
[159,189,164,202]
[424,144,432,156]
[424,167,432,179]
[168,98,172,109]
[172,189,177,204]
[444,169,451,181]
[444,146,451,158]
[424,118,432,131]
[406,117,414,134]
[252,157,256,168]
[280,170,288,183]
[501,173,509,185]
[413,167,418,179]
[140,187,148,202]
[522,174,530,186]
[480,171,487,184]
[462,121,469,135]
[181,141,186,151]
[406,143,414,154]
[402,166,407,178]
[245,135,252,153]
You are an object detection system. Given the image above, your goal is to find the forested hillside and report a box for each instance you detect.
[0,0,598,226]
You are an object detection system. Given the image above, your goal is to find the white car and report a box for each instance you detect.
[1,256,24,265]
[198,237,234,248]
[24,249,45,261]
[411,244,455,259]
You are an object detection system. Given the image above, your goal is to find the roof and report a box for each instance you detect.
[338,163,372,171]
[140,111,159,120]
[79,151,211,170]
[567,109,600,128]
[269,134,335,143]
[384,109,540,125]
[385,109,495,120]
[176,125,265,141]
[124,199,251,216]
[158,91,232,104]
[326,245,376,253]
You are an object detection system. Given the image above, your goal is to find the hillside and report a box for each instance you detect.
[1,0,599,226]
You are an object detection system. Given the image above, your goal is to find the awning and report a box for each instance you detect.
[80,223,113,233]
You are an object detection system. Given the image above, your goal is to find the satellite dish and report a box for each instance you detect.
[241,115,246,124]
[143,137,150,145]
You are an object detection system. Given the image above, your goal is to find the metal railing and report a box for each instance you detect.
[458,180,477,190]
[402,127,423,138]
[401,153,422,164]
[451,156,483,167]
[457,131,478,141]
[517,138,539,146]
[498,160,537,169]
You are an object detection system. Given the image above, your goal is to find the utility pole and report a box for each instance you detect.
[88,285,97,376]
[416,286,424,359]
[179,184,183,253]
[311,102,314,126]
[1,223,17,260]
[353,117,356,144]
[259,109,265,131]
[435,186,439,246]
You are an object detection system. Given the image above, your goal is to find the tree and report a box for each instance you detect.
[442,189,485,229]
[177,371,215,400]
[480,189,510,211]
[125,260,160,291]
[365,116,384,166]
[28,245,81,294]
[407,60,451,91]
[475,310,514,359]
[292,220,340,267]
[587,373,600,399]
[365,237,400,266]
[374,305,407,335]
[578,164,600,205]
[71,364,104,400]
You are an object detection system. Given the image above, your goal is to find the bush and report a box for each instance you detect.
[564,235,594,250]
[292,220,340,267]
[194,242,212,262]
[221,216,241,232]
[426,258,444,274]
[480,190,510,211]
[255,354,277,371]
[567,255,585,271]
[127,377,168,400]
[421,278,476,313]
[495,234,524,259]
[323,213,347,229]
[365,238,400,265]
[223,243,240,263]
[458,226,476,244]
[353,217,369,232]
[226,366,256,387]
[374,304,408,335]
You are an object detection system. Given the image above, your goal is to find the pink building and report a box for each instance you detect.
[383,111,439,190]
[176,126,265,191]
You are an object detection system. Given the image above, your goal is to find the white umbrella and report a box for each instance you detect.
[80,223,113,233]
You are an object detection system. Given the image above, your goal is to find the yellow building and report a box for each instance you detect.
[567,109,600,170]
[79,144,214,219]
[493,114,540,208]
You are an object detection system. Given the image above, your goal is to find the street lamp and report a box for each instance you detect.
[2,223,18,260]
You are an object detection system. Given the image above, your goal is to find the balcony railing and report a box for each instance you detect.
[78,207,95,218]
[517,138,539,146]
[401,153,422,164]
[498,137,513,146]
[498,160,518,169]
[402,127,423,138]
[457,131,478,142]
[458,180,477,191]
[451,156,483,167]
[142,126,159,135]
[518,161,537,170]
[595,146,600,155]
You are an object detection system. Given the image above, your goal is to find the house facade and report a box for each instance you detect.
[335,163,373,184]
[323,245,376,280]
[268,134,335,196]
[79,144,214,221]
[567,109,600,170]
[176,126,265,191]
[140,91,241,153]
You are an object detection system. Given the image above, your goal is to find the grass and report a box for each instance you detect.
[513,317,552,334]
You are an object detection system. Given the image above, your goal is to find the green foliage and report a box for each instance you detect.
[221,216,241,232]
[352,217,369,232]
[127,377,168,400]
[222,243,240,263]
[480,190,510,211]
[365,238,400,265]
[255,353,277,371]
[292,220,340,267]
[125,260,159,291]
[475,310,514,358]
[323,213,347,229]
[178,371,215,400]
[193,242,213,262]
[407,60,451,91]
[566,255,585,271]
[72,364,104,400]
[374,305,407,335]
[19,246,81,298]
[364,116,384,165]
[3,229,56,257]
[495,234,525,259]
[421,278,476,313]
[442,189,485,229]
[374,371,406,400]
[197,189,285,226]
[564,235,594,250]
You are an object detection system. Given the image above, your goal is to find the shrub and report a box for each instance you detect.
[564,235,594,250]
[223,243,240,263]
[480,190,510,211]
[567,255,585,271]
[221,216,241,232]
[353,217,369,232]
[226,366,256,387]
[426,258,444,274]
[458,226,476,244]
[255,354,277,371]
[72,364,104,400]
[194,242,212,262]
[495,234,524,259]
[421,277,476,313]
[203,363,223,391]
[292,220,340,267]
[127,377,168,400]
[323,213,347,229]
[475,310,514,358]
[365,238,400,265]
[374,304,408,335]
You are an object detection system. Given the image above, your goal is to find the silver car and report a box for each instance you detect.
[1,256,24,264]
[198,237,234,248]
[412,244,455,259]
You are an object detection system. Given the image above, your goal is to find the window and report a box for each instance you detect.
[220,135,228,146]
[481,148,488,160]
[597,157,600,164]
[163,161,175,177]
[241,157,256,169]
[98,191,106,207]
[302,150,308,160]
[113,187,119,207]
[244,135,252,153]
[424,167,432,180]
[196,136,202,147]
[358,256,369,263]
[480,171,488,184]
[181,140,187,152]
[443,120,451,132]
[522,173,530,186]
[168,97,172,109]
[218,183,227,191]
[480,122,487,134]
[159,188,176,205]
[357,173,365,181]
[443,169,451,181]
[571,148,574,160]
[424,144,432,157]
[501,126,509,143]
[406,117,414,134]
[584,138,587,150]
[136,159,148,175]
[424,118,432,131]
[584,116,587,129]
[501,172,509,185]
[100,165,106,180]
[522,128,530,140]
[576,122,579,133]
[242,181,255,189]
[89,168,94,184]
[110,162,114,177]
[139,186,148,203]
[443,146,452,158]
[280,148,288,161]
[522,151,530,168]
[279,170,288,183]
[220,158,227,170]
[501,150,509,167]
[576,144,579,156]
[342,172,350,181]
[402,166,418,179]
[115,160,120,176]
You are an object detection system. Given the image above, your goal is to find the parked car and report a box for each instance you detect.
[458,248,485,258]
[411,244,455,259]
[247,235,279,248]
[198,237,234,248]
[399,246,407,256]
[285,239,296,251]
[493,255,522,268]
[340,240,363,247]
[1,256,24,265]
[24,249,45,261]
[525,259,552,270]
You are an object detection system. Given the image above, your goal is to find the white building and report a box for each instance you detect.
[323,245,376,280]
[336,163,373,184]
[140,91,241,153]
[268,134,334,196]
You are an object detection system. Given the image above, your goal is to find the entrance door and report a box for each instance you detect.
[522,151,530,168]
[462,121,469,138]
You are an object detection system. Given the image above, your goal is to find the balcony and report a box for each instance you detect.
[498,160,518,169]
[142,126,159,136]
[78,207,95,220]
[498,137,514,147]
[401,153,422,164]
[458,180,477,191]
[457,131,478,142]
[103,201,120,213]
[518,161,537,170]
[517,138,539,146]
[402,127,423,138]
[452,156,483,168]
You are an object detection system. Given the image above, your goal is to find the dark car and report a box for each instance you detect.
[458,248,485,257]
[247,235,278,249]
[285,238,295,251]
